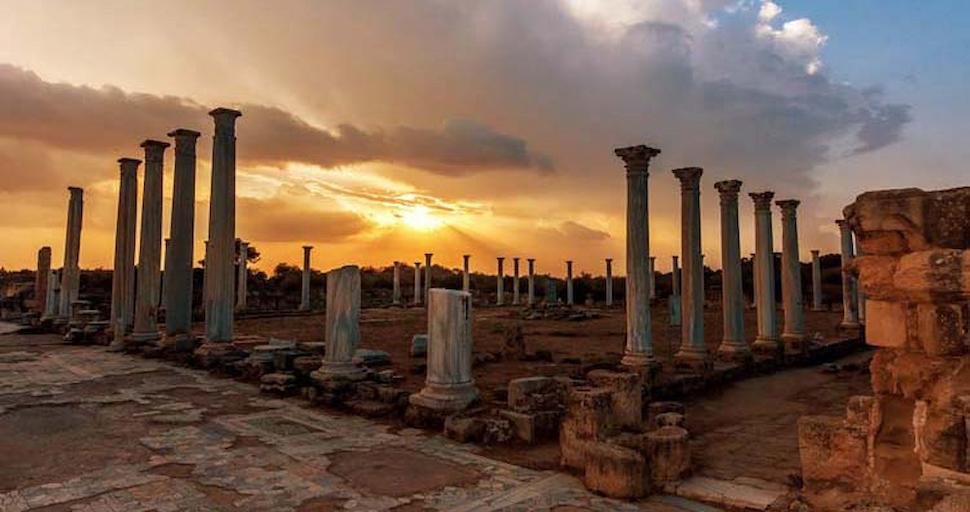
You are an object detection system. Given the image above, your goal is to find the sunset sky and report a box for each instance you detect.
[1,0,967,276]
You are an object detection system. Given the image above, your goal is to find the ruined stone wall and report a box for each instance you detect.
[799,187,970,510]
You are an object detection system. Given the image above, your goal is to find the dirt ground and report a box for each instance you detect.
[233,302,849,394]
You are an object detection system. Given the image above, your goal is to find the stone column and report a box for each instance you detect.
[302,246,313,310]
[34,247,51,314]
[424,253,433,303]
[670,255,682,326]
[496,257,505,305]
[312,265,364,381]
[836,219,859,329]
[391,259,401,306]
[163,129,200,349]
[131,140,169,344]
[648,256,656,300]
[750,192,779,352]
[58,187,84,321]
[750,253,758,309]
[855,238,866,324]
[673,167,708,367]
[462,254,470,293]
[777,200,806,349]
[409,289,478,412]
[605,258,613,306]
[202,108,242,345]
[161,238,171,311]
[615,145,661,367]
[715,180,748,359]
[566,260,574,305]
[44,269,58,319]
[527,258,536,306]
[811,250,823,311]
[512,257,521,305]
[236,240,249,311]
[413,262,422,305]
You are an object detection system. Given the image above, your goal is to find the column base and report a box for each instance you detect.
[311,361,366,383]
[408,381,479,412]
[716,340,752,363]
[782,333,809,354]
[751,336,782,355]
[839,320,861,330]
[129,329,162,346]
[674,346,712,372]
[620,351,660,369]
[161,332,199,353]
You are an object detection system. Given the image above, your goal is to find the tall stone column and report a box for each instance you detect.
[670,255,682,326]
[312,265,364,381]
[391,259,401,306]
[131,140,169,344]
[409,289,478,412]
[566,260,574,305]
[615,145,661,367]
[673,167,708,367]
[777,200,806,349]
[58,187,84,321]
[424,253,433,303]
[110,159,140,342]
[715,180,748,359]
[163,129,200,349]
[34,247,51,314]
[648,256,656,300]
[836,219,860,329]
[236,240,249,311]
[202,107,242,345]
[605,258,613,306]
[462,254,471,292]
[750,192,779,352]
[496,257,505,305]
[527,258,536,306]
[302,246,314,310]
[810,250,823,311]
[512,257,521,305]
[413,262,422,305]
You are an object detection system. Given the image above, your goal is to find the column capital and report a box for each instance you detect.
[67,186,83,196]
[649,256,656,262]
[749,191,775,210]
[463,254,470,259]
[302,245,313,251]
[513,256,520,262]
[527,258,535,263]
[140,139,170,156]
[167,128,201,139]
[497,257,505,262]
[714,179,743,202]
[117,158,141,174]
[425,253,433,257]
[414,261,421,267]
[605,258,613,263]
[835,218,849,232]
[210,107,242,134]
[614,145,661,174]
[775,199,800,217]
[672,167,703,190]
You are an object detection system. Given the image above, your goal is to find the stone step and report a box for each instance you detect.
[664,476,787,511]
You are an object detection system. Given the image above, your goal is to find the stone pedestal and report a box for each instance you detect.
[409,288,478,411]
[715,180,749,360]
[837,219,860,330]
[750,191,780,353]
[201,107,241,345]
[302,246,314,309]
[413,262,422,305]
[811,249,823,311]
[496,257,505,305]
[59,187,84,322]
[312,265,364,381]
[777,200,806,350]
[131,140,169,345]
[673,167,709,369]
[605,258,613,306]
[615,145,661,368]
[565,260,574,306]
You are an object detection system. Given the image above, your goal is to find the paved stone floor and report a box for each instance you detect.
[0,329,718,512]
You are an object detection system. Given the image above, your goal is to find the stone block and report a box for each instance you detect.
[916,303,968,356]
[444,415,485,443]
[647,401,685,428]
[507,376,566,412]
[797,415,868,489]
[845,187,970,255]
[655,412,686,430]
[499,409,561,444]
[914,400,967,472]
[892,250,970,302]
[587,369,642,430]
[560,387,613,470]
[645,426,690,484]
[583,440,649,499]
[845,395,876,429]
[865,300,912,350]
[349,400,396,418]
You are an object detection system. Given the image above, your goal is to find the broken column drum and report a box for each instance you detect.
[313,265,364,380]
[409,288,479,411]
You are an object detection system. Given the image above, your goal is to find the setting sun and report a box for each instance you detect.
[400,205,444,231]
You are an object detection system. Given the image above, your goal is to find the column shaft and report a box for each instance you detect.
[110,160,139,336]
[302,247,313,309]
[648,256,656,300]
[715,180,747,356]
[605,258,613,306]
[424,253,433,304]
[35,247,51,314]
[312,265,364,380]
[512,257,520,305]
[673,168,707,364]
[811,250,823,310]
[751,192,779,351]
[496,257,505,305]
[566,261,574,305]
[409,289,478,411]
[777,200,805,347]
[163,131,198,345]
[391,259,401,306]
[527,259,535,306]
[670,255,681,326]
[413,262,422,305]
[236,240,249,310]
[132,140,168,344]
[59,187,84,320]
[462,255,470,293]
[837,219,859,328]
